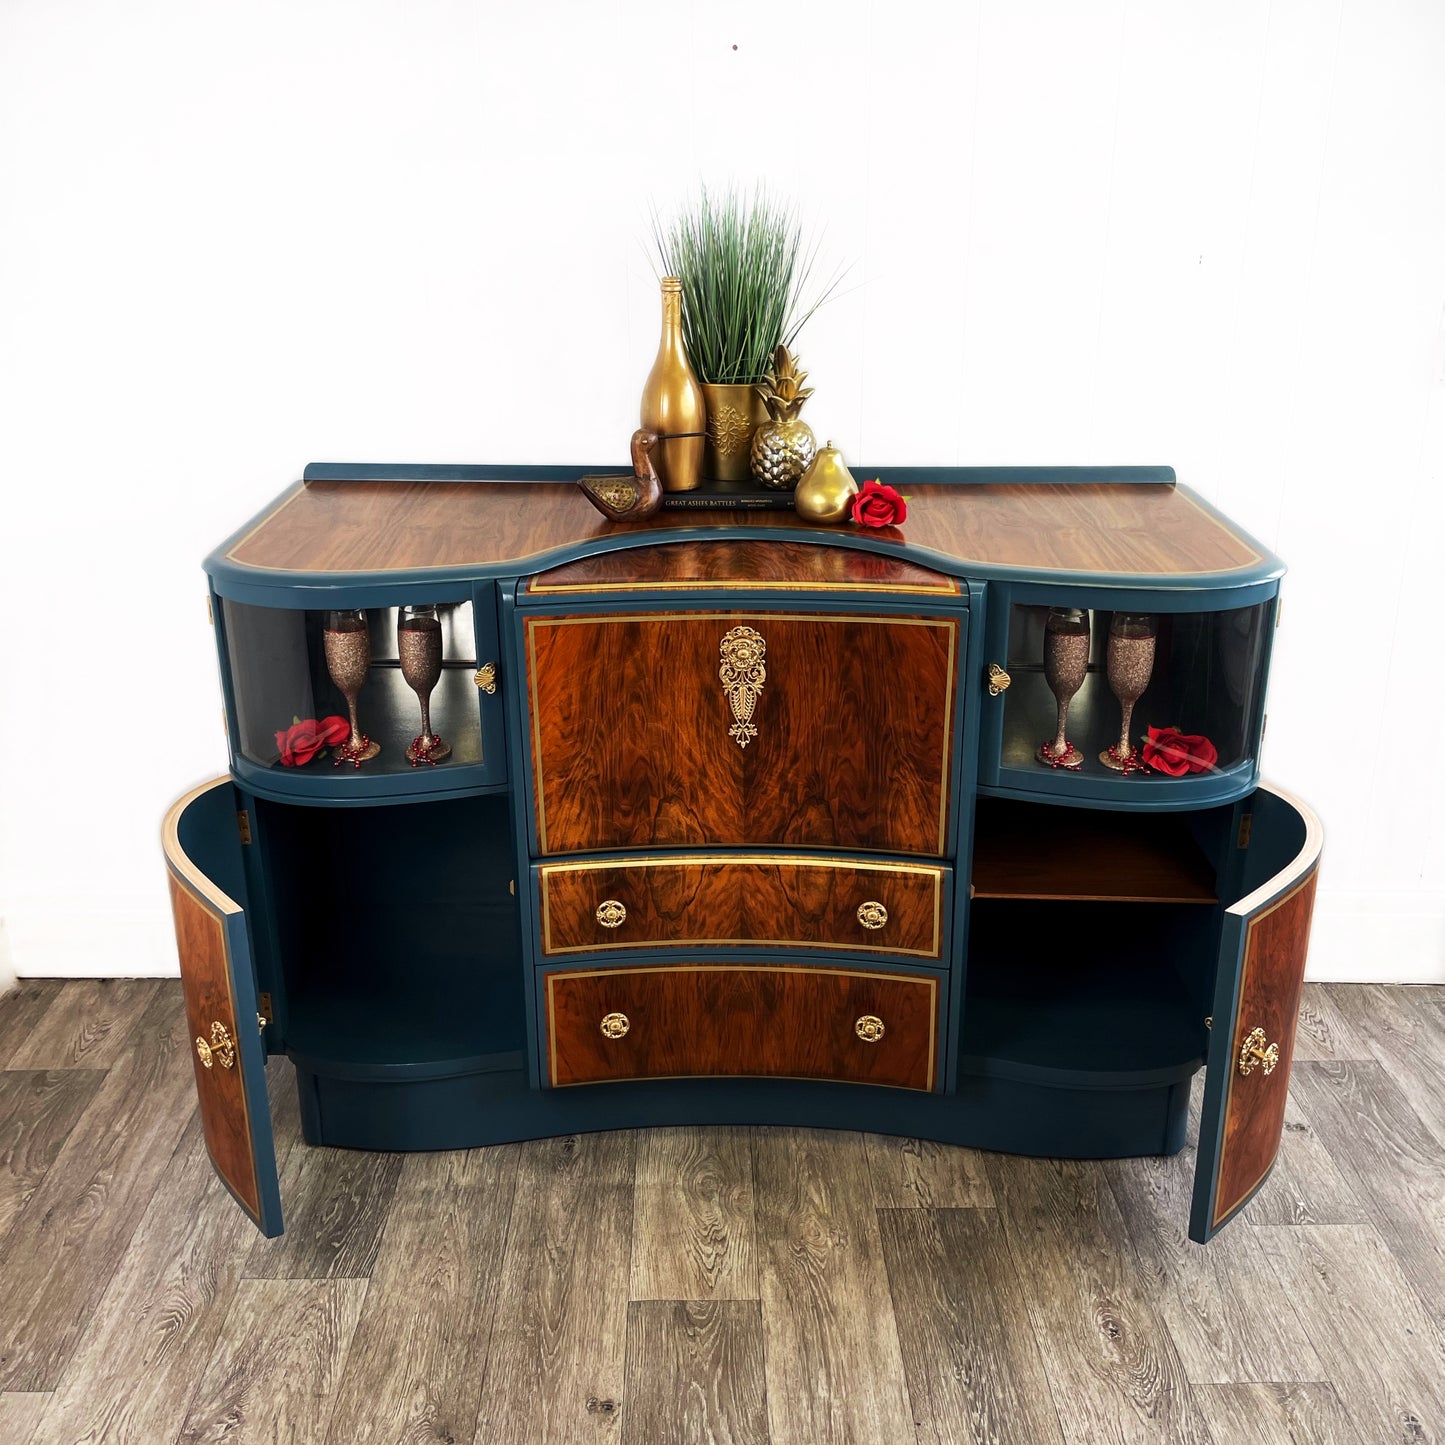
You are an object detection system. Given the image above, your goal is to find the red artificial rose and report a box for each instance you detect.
[1142,725,1219,776]
[850,478,907,529]
[275,715,351,767]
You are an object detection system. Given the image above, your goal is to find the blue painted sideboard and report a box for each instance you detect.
[162,466,1321,1243]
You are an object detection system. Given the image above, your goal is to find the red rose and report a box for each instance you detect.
[1142,726,1218,776]
[275,715,351,767]
[850,478,907,529]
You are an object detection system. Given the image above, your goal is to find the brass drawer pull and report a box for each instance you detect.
[857,901,888,930]
[596,900,627,929]
[600,1011,630,1040]
[986,663,1011,696]
[719,625,767,748]
[474,662,498,694]
[855,1014,885,1044]
[1238,1026,1279,1076]
[194,1021,236,1070]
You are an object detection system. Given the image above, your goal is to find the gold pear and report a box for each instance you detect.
[793,441,858,523]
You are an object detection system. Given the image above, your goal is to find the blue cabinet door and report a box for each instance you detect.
[162,778,284,1236]
[1190,784,1323,1242]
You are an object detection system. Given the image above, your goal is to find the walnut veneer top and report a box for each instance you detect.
[222,479,1268,584]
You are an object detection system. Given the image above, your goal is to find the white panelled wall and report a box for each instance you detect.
[0,0,1441,981]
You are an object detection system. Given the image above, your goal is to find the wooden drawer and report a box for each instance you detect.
[524,610,960,856]
[543,962,941,1091]
[538,855,948,961]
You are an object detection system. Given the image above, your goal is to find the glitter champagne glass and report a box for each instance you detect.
[323,609,380,766]
[1100,612,1156,772]
[1036,607,1090,769]
[398,604,450,765]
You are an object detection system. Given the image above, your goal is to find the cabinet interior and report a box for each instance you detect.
[964,798,1232,1083]
[256,793,523,1072]
[224,599,483,776]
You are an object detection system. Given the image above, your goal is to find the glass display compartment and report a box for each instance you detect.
[220,599,488,785]
[994,598,1271,797]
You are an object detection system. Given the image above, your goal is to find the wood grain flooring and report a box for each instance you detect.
[0,979,1441,1444]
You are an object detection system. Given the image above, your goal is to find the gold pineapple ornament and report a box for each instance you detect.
[750,345,817,490]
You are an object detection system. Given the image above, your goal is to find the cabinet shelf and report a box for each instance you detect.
[970,798,1217,903]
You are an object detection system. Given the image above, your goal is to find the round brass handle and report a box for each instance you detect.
[596,900,627,929]
[600,1011,630,1040]
[194,1021,236,1070]
[857,901,888,930]
[855,1014,886,1044]
[1238,1026,1279,1076]
[987,663,1012,696]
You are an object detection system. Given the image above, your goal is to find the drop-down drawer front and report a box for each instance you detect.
[543,961,942,1091]
[537,854,949,962]
[522,609,963,857]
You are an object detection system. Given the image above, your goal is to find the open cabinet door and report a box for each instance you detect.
[162,778,283,1236]
[1190,783,1322,1242]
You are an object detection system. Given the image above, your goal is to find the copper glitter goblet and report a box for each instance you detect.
[398,604,450,766]
[323,609,381,766]
[1099,612,1156,772]
[1036,607,1089,769]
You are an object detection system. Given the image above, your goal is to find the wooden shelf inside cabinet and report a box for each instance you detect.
[970,799,1217,904]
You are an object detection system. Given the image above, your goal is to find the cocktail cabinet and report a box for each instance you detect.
[163,465,1320,1242]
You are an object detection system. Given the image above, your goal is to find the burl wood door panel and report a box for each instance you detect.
[525,611,961,856]
[1190,785,1323,1242]
[538,855,947,960]
[544,963,941,1091]
[162,779,282,1237]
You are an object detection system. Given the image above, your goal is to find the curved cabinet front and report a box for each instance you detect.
[162,778,282,1237]
[523,609,962,856]
[543,962,942,1092]
[537,854,949,962]
[1190,783,1323,1242]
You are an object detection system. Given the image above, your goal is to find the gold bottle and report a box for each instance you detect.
[640,278,706,492]
[794,440,858,523]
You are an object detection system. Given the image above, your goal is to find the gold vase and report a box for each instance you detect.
[794,441,858,523]
[640,277,706,492]
[701,383,768,483]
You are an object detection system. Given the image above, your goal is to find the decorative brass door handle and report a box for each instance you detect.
[857,901,888,930]
[719,626,767,748]
[600,1011,630,1040]
[1238,1026,1279,1076]
[986,663,1011,696]
[596,900,627,929]
[855,1014,885,1043]
[474,662,498,694]
[194,1021,236,1070]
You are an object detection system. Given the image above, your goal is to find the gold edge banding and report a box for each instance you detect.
[162,778,244,917]
[538,854,947,876]
[543,936,940,959]
[529,577,962,596]
[526,621,550,854]
[549,962,940,985]
[936,621,959,855]
[1211,866,1319,1229]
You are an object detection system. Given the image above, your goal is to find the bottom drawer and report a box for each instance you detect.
[544,963,942,1091]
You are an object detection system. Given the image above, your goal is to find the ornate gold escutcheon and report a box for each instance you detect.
[474,662,498,694]
[986,663,1012,696]
[855,1014,886,1044]
[1238,1025,1279,1076]
[599,1011,630,1040]
[194,1020,236,1070]
[595,899,627,929]
[719,625,767,748]
[857,901,889,930]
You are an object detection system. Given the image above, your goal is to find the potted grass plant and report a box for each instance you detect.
[654,187,840,482]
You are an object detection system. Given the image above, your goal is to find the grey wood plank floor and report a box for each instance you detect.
[0,979,1442,1445]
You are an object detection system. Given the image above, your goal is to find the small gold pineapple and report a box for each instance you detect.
[750,345,817,490]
